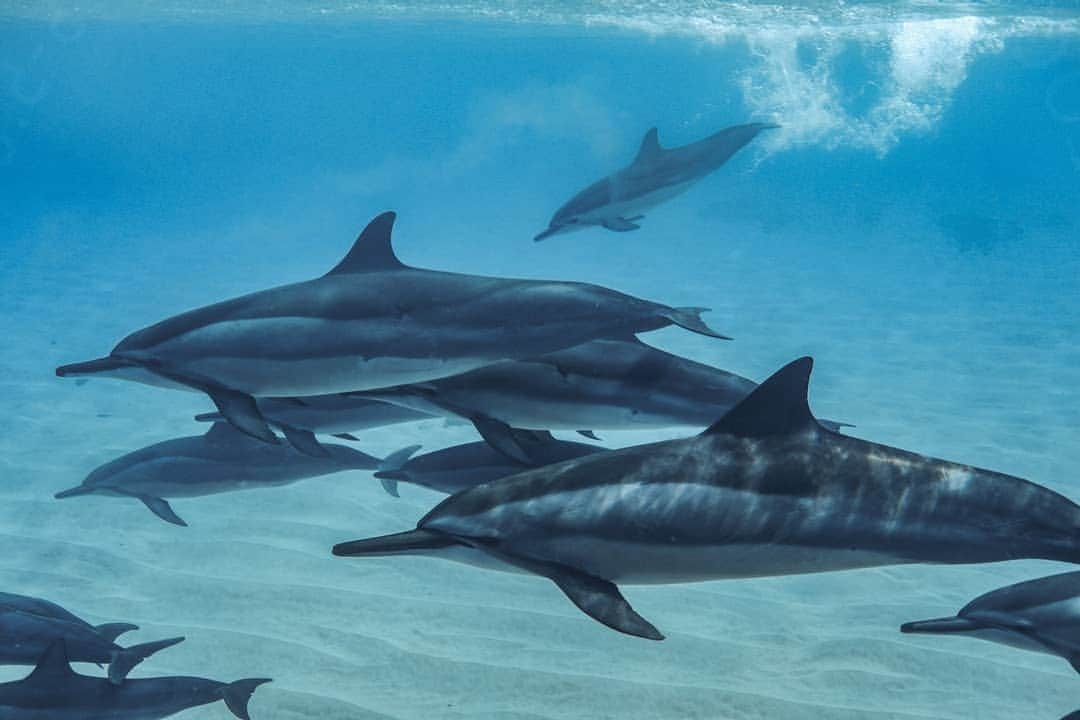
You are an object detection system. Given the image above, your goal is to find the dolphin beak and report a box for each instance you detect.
[533,226,561,242]
[56,355,131,378]
[55,486,94,499]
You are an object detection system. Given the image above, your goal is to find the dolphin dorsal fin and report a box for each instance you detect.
[633,128,663,165]
[27,640,77,684]
[325,211,407,276]
[703,357,816,437]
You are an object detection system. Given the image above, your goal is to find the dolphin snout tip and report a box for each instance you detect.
[533,229,555,242]
[54,486,90,499]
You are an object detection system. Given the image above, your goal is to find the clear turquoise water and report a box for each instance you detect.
[2,3,1080,718]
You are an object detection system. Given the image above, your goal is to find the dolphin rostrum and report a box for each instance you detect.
[0,640,270,720]
[57,212,727,443]
[374,430,604,497]
[334,357,1080,640]
[54,422,419,526]
[0,592,183,685]
[902,571,1080,673]
[534,122,776,241]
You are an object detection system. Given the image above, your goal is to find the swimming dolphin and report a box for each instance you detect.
[54,422,419,526]
[374,431,604,497]
[902,571,1080,673]
[0,593,183,685]
[534,122,776,241]
[56,211,727,444]
[0,640,269,719]
[334,357,1080,640]
[194,394,435,447]
[357,337,846,463]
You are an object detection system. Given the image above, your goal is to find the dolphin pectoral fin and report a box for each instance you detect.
[547,565,664,640]
[577,430,601,441]
[900,616,980,634]
[334,432,361,441]
[602,217,641,232]
[472,415,532,464]
[138,496,187,527]
[280,425,330,457]
[206,388,279,445]
[94,623,139,644]
[660,307,731,340]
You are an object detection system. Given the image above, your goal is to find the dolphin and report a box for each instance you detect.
[194,394,435,446]
[533,122,776,241]
[54,422,419,526]
[0,640,270,720]
[0,593,183,685]
[334,357,1080,640]
[357,337,847,463]
[56,211,727,444]
[374,430,604,497]
[902,571,1080,673]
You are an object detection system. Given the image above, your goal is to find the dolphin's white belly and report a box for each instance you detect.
[586,179,696,223]
[514,536,906,584]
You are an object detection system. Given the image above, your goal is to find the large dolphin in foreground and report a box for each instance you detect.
[533,122,776,241]
[374,431,604,497]
[902,571,1080,673]
[0,592,183,685]
[56,212,726,444]
[0,640,269,720]
[54,422,419,526]
[334,357,1080,640]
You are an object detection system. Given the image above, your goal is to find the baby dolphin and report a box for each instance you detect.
[902,571,1080,673]
[0,592,183,684]
[0,640,269,719]
[374,431,604,497]
[335,357,1080,640]
[57,211,726,443]
[55,422,418,526]
[534,122,775,240]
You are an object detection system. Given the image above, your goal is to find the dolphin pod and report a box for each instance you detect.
[56,211,727,445]
[534,122,776,240]
[334,357,1080,640]
[54,422,416,526]
[0,640,269,720]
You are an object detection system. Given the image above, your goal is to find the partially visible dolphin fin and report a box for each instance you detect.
[375,444,422,497]
[659,307,731,340]
[548,565,664,641]
[280,425,330,457]
[633,127,663,165]
[94,622,139,643]
[472,415,532,465]
[26,640,78,685]
[900,616,981,634]
[705,356,815,438]
[206,387,279,445]
[1069,656,1080,676]
[578,430,601,440]
[334,432,361,441]
[818,419,855,433]
[1060,710,1080,719]
[221,678,272,720]
[602,217,641,232]
[325,211,407,275]
[108,636,185,685]
[139,496,187,527]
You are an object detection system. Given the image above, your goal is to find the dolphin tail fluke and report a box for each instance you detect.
[55,355,134,378]
[660,307,731,340]
[108,636,185,685]
[900,616,980,634]
[94,622,139,643]
[332,529,460,558]
[375,445,422,497]
[222,678,272,720]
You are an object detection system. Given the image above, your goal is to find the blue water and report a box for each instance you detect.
[2,3,1080,719]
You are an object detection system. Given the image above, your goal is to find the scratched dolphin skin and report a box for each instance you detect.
[334,357,1080,640]
[373,431,603,497]
[903,571,1080,673]
[0,592,183,685]
[0,640,269,720]
[57,212,727,443]
[534,122,776,240]
[54,422,410,526]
